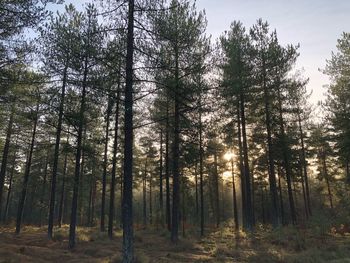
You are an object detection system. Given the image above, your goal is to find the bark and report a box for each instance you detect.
[122,0,135,260]
[58,137,68,228]
[277,165,285,224]
[159,129,163,224]
[48,65,68,239]
[68,53,88,249]
[231,159,239,231]
[240,93,253,230]
[194,163,199,217]
[15,102,39,234]
[236,99,246,228]
[214,151,220,228]
[199,102,204,236]
[322,150,333,209]
[165,99,171,231]
[262,63,279,227]
[149,170,153,225]
[277,88,296,224]
[3,141,18,222]
[171,43,180,243]
[143,161,147,226]
[0,106,14,217]
[108,87,120,239]
[298,110,312,215]
[300,161,308,219]
[101,94,112,231]
[78,132,86,226]
[39,147,50,226]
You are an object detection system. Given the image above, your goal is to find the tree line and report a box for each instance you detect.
[0,0,349,262]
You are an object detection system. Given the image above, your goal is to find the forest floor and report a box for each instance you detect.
[0,223,350,263]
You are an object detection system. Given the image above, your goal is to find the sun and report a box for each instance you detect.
[223,151,235,161]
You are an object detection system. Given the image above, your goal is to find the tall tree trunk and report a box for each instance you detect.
[91,179,96,226]
[79,131,86,226]
[159,129,163,224]
[277,88,296,224]
[68,54,88,249]
[261,186,266,224]
[181,174,186,238]
[240,93,253,230]
[262,65,279,227]
[108,87,120,239]
[58,135,69,228]
[231,158,239,231]
[149,170,153,225]
[165,99,171,231]
[171,43,180,243]
[0,106,14,217]
[48,65,68,239]
[101,94,112,231]
[3,140,18,222]
[277,165,285,225]
[199,101,204,236]
[322,150,333,209]
[194,163,199,218]
[236,99,246,229]
[122,0,135,260]
[300,160,308,219]
[15,102,39,234]
[298,110,311,215]
[39,146,50,227]
[214,151,220,228]
[143,161,147,226]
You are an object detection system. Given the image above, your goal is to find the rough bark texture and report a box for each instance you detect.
[122,0,135,261]
[48,65,68,239]
[15,103,39,234]
[0,107,14,218]
[108,88,120,239]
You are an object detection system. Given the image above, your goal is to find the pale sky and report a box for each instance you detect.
[49,0,350,105]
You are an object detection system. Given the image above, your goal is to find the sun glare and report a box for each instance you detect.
[224,151,235,161]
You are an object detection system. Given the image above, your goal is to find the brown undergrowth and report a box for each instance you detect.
[0,223,349,263]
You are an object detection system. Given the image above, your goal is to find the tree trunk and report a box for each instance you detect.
[298,110,312,215]
[122,0,135,260]
[39,146,50,227]
[68,54,88,249]
[143,161,147,226]
[15,102,39,234]
[0,106,14,217]
[262,64,279,227]
[108,87,120,239]
[214,151,220,228]
[171,43,180,243]
[277,88,296,224]
[236,99,246,229]
[149,170,153,225]
[199,102,204,236]
[58,137,68,228]
[101,94,112,231]
[3,141,18,222]
[240,93,253,230]
[231,159,239,231]
[159,129,163,224]
[165,99,171,231]
[277,165,285,224]
[300,160,308,219]
[194,163,199,218]
[322,150,333,209]
[48,65,68,239]
[78,131,86,226]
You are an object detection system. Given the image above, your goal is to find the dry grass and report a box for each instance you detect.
[0,223,349,262]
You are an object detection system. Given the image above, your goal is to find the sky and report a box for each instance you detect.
[49,0,350,105]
